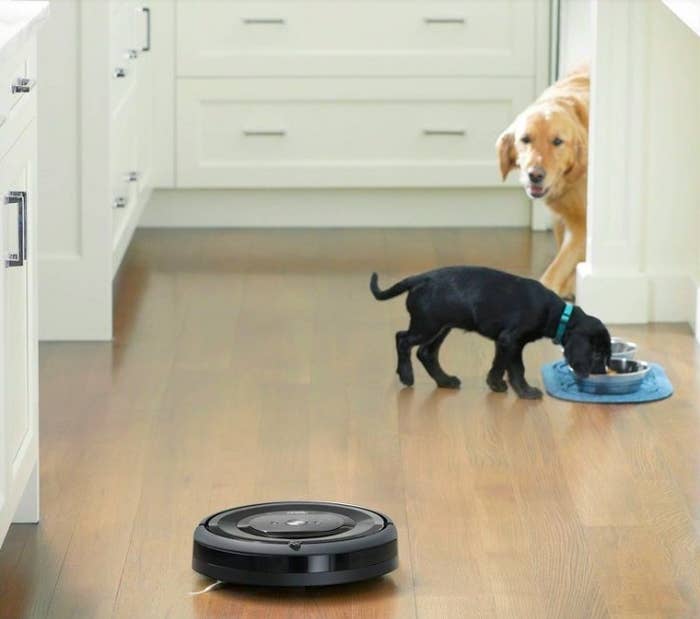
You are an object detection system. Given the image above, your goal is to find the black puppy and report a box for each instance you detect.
[370,266,610,399]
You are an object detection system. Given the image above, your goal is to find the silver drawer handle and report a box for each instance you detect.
[114,67,127,78]
[5,191,26,268]
[424,18,466,24]
[126,48,139,60]
[113,196,128,209]
[243,130,287,137]
[11,77,35,94]
[142,7,151,52]
[242,18,286,25]
[125,171,141,182]
[423,129,467,136]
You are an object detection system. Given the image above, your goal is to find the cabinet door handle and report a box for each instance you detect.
[242,130,287,137]
[242,18,286,25]
[5,191,26,268]
[11,77,35,94]
[423,129,466,136]
[114,67,127,78]
[125,171,141,182]
[423,18,466,25]
[113,196,128,209]
[142,7,151,52]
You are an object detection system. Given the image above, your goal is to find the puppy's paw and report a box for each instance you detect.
[397,367,414,387]
[517,386,543,400]
[437,375,461,389]
[487,376,508,393]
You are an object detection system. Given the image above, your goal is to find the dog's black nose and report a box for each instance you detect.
[528,167,545,184]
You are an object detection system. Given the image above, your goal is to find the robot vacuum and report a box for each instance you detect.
[192,501,398,587]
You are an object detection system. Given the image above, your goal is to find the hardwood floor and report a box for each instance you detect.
[1,228,699,618]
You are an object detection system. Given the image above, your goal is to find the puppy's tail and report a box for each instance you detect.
[370,272,421,300]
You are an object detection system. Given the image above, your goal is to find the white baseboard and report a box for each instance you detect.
[648,272,696,323]
[576,263,650,323]
[139,188,533,229]
[577,262,695,326]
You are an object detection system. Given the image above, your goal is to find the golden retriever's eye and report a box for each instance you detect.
[520,135,531,144]
[552,137,564,146]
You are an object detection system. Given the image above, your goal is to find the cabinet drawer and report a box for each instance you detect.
[0,42,37,158]
[176,1,536,77]
[176,77,533,188]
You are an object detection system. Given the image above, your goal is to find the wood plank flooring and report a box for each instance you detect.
[1,228,699,618]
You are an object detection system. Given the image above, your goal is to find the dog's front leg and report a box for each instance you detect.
[553,217,566,250]
[506,345,543,400]
[486,336,511,393]
[540,231,585,298]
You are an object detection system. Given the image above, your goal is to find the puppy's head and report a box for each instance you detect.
[496,101,587,201]
[563,311,611,378]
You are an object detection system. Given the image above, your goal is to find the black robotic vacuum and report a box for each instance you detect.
[192,501,398,587]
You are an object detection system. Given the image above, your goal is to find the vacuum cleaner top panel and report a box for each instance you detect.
[192,501,399,587]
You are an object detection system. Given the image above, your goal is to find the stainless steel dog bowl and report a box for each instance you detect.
[561,337,637,360]
[569,358,650,395]
[610,337,637,360]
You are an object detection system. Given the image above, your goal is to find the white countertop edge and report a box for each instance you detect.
[662,0,700,37]
[0,1,49,67]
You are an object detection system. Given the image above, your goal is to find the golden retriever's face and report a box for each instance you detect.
[496,106,587,200]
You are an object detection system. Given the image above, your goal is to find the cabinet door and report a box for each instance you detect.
[111,4,154,272]
[0,120,38,545]
[134,3,153,200]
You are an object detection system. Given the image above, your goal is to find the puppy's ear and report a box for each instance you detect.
[563,332,593,378]
[496,126,517,180]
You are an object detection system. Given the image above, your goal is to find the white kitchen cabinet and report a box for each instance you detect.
[0,1,48,550]
[0,120,39,544]
[38,0,549,339]
[172,0,545,191]
[38,1,155,340]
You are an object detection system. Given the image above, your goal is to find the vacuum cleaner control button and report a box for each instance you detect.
[241,511,348,538]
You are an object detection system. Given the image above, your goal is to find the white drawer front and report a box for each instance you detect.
[177,1,536,77]
[0,42,37,158]
[176,78,533,188]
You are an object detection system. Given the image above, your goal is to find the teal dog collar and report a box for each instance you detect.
[553,302,574,345]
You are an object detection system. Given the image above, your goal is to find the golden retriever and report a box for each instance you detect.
[496,66,589,298]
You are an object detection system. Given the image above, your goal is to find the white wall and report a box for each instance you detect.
[558,0,593,76]
[577,0,700,328]
[646,0,700,323]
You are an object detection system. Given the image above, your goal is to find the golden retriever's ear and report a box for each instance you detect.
[496,127,517,180]
[565,122,588,183]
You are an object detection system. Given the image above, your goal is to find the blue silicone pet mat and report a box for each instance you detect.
[541,360,673,404]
